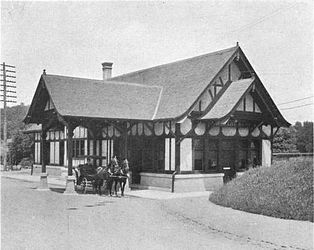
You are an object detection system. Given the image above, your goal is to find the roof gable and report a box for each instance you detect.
[201,78,255,120]
[42,75,162,120]
[236,93,261,113]
[110,46,238,119]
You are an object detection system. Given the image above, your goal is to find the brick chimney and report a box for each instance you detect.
[102,62,113,80]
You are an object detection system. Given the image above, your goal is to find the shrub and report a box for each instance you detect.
[209,158,313,222]
[19,157,34,168]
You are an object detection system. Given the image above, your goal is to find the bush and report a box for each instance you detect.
[209,158,313,222]
[18,157,34,169]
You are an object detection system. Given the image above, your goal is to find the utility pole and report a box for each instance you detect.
[1,62,17,171]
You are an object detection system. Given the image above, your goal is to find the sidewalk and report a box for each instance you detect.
[1,170,209,199]
[163,197,314,250]
[1,170,67,188]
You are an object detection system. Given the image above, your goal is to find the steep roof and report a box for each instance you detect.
[23,123,42,133]
[43,74,162,120]
[110,46,238,119]
[201,78,254,120]
[25,45,290,127]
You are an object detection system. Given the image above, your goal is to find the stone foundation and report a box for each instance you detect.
[140,172,224,193]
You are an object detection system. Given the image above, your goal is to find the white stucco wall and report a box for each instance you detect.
[180,138,192,171]
[262,139,272,167]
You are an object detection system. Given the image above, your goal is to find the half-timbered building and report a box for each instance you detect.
[24,44,290,192]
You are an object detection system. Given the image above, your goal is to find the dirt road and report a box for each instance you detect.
[1,178,274,250]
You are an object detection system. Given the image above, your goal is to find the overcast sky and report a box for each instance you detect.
[1,1,313,123]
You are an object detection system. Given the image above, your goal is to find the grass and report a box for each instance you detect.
[209,158,313,222]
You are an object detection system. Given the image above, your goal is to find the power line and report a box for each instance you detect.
[278,96,314,105]
[230,4,297,33]
[222,3,298,36]
[280,103,313,111]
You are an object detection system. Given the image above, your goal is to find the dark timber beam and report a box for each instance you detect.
[38,129,48,190]
[175,123,181,174]
[66,124,74,176]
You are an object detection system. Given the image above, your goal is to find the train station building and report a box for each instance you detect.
[24,44,290,192]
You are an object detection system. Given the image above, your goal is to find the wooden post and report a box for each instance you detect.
[41,130,47,173]
[234,137,240,171]
[152,137,156,172]
[270,124,273,165]
[38,130,48,190]
[64,124,77,194]
[175,123,181,174]
[204,137,209,173]
[67,126,74,176]
[93,137,97,166]
[247,134,252,169]
[122,123,128,159]
[234,123,240,171]
[217,137,222,172]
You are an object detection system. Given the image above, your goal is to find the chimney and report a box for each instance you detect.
[102,62,113,80]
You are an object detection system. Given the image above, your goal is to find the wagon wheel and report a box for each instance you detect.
[81,177,88,194]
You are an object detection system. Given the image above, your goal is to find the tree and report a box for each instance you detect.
[8,131,33,166]
[295,121,313,153]
[273,121,314,153]
[273,127,297,153]
[0,103,29,140]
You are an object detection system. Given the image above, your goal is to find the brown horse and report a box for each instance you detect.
[108,158,129,196]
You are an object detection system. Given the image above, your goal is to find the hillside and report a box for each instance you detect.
[0,103,29,139]
[209,158,313,222]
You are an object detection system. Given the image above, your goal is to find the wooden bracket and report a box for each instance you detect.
[273,126,280,137]
[144,121,155,135]
[177,121,198,144]
[253,121,263,131]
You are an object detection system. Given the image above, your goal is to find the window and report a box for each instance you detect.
[208,140,218,170]
[220,140,234,167]
[239,140,248,170]
[193,138,204,171]
[73,140,85,158]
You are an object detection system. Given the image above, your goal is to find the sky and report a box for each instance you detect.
[1,0,313,124]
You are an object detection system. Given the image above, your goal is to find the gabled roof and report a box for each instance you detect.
[25,45,290,127]
[23,123,42,133]
[110,46,238,119]
[42,74,162,120]
[201,78,255,120]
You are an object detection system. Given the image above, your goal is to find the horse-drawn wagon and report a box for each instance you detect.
[73,157,129,196]
[74,163,99,193]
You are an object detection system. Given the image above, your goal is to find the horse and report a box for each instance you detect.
[108,158,129,197]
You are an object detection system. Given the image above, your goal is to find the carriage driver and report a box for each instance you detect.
[108,156,120,175]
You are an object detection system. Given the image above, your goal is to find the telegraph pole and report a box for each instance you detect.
[1,62,17,171]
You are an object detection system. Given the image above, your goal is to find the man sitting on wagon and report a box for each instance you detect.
[108,156,120,175]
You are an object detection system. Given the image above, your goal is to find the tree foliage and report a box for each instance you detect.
[8,131,33,166]
[0,103,29,140]
[273,127,297,153]
[273,121,313,153]
[1,103,32,165]
[295,121,313,153]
